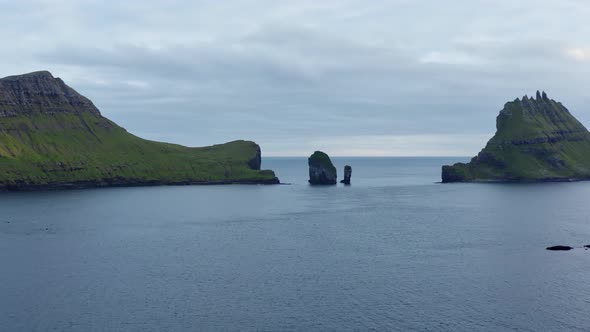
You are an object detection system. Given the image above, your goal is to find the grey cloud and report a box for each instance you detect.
[1,1,590,155]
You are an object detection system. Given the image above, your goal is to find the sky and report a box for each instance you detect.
[1,0,590,156]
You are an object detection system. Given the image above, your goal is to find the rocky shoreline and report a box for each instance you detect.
[440,177,590,184]
[0,177,281,192]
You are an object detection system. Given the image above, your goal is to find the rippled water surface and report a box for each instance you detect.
[2,157,590,331]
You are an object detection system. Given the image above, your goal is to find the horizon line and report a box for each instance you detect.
[263,155,471,158]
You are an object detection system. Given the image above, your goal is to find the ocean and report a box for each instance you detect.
[2,157,590,331]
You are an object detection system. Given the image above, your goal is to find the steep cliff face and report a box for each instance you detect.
[247,145,262,170]
[0,71,101,117]
[0,71,279,190]
[442,91,590,182]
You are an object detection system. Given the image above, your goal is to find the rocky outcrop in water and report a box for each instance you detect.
[308,151,337,185]
[340,165,352,184]
[546,246,574,251]
[442,91,590,182]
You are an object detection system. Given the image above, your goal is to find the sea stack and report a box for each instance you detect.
[442,91,590,182]
[308,151,337,185]
[340,165,352,184]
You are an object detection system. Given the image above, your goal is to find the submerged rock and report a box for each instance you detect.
[442,92,590,182]
[340,165,352,184]
[546,245,574,251]
[308,151,337,185]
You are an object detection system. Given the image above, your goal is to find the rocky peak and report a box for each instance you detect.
[0,70,101,118]
[517,91,551,105]
[3,70,55,80]
[498,91,579,134]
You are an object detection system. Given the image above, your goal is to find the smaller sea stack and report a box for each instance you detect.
[340,165,352,184]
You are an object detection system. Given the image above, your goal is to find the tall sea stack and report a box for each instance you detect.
[308,151,337,185]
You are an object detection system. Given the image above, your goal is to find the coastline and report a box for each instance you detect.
[0,177,281,192]
[441,177,590,184]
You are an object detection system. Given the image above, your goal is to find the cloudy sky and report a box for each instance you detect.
[1,0,590,156]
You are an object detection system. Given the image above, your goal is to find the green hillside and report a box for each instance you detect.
[0,71,278,190]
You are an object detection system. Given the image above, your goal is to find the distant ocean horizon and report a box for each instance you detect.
[262,156,471,186]
[2,156,590,331]
[263,155,471,158]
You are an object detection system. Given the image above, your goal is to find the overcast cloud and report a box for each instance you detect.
[1,0,590,156]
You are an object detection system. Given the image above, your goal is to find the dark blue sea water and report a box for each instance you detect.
[2,157,590,331]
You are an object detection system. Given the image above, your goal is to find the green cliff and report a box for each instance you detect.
[0,71,279,190]
[442,91,590,182]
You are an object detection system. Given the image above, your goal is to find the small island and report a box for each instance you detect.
[0,71,279,190]
[442,91,590,182]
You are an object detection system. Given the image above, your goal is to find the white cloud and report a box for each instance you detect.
[564,47,590,62]
[419,51,486,66]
